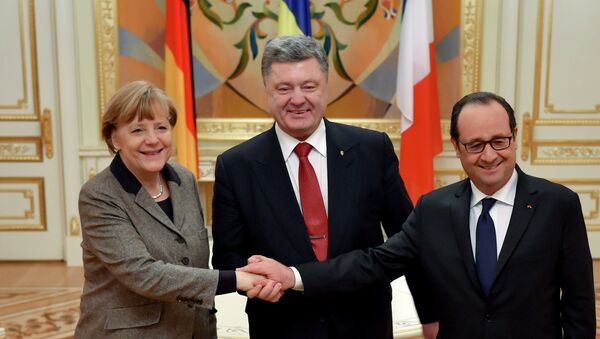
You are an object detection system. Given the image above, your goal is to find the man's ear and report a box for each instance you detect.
[451,138,460,158]
[512,128,518,150]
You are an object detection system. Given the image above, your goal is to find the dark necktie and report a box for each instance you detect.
[294,143,328,261]
[475,197,497,296]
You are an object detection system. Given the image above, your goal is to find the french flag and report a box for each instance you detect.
[397,0,442,204]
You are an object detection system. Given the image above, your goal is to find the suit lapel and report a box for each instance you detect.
[496,168,538,276]
[167,179,186,231]
[251,127,316,260]
[450,180,481,292]
[134,190,183,238]
[324,120,358,258]
[110,153,183,237]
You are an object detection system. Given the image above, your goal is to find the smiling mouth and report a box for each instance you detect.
[479,162,501,171]
[288,109,310,114]
[141,149,163,156]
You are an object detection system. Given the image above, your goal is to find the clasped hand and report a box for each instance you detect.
[236,255,295,302]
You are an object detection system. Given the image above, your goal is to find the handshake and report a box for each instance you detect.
[234,255,295,302]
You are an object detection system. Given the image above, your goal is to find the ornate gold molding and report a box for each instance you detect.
[69,216,81,236]
[521,112,532,161]
[441,119,451,142]
[199,160,215,181]
[197,118,403,141]
[0,177,46,231]
[94,0,119,117]
[460,0,483,95]
[433,169,467,189]
[541,147,600,159]
[532,140,600,165]
[534,119,600,126]
[0,0,40,121]
[41,108,53,159]
[88,167,97,180]
[0,137,42,162]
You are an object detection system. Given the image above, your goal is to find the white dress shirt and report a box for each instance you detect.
[275,119,328,214]
[275,120,328,290]
[469,169,518,259]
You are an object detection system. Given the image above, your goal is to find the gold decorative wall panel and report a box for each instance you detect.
[542,0,600,114]
[522,0,600,165]
[0,0,40,121]
[0,137,42,161]
[0,177,46,231]
[553,180,600,231]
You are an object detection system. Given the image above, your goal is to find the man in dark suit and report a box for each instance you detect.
[242,92,596,339]
[211,35,433,338]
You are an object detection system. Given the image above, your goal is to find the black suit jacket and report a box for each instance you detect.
[298,166,595,339]
[212,119,419,339]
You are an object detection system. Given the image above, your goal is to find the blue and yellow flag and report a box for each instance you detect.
[278,0,311,36]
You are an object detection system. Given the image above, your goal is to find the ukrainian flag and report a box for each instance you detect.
[278,0,311,36]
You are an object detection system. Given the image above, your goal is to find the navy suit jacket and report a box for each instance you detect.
[212,119,421,339]
[298,166,595,339]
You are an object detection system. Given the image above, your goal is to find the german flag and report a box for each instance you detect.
[165,0,198,177]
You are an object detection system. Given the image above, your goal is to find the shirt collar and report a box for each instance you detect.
[110,152,181,195]
[275,119,327,160]
[470,168,518,208]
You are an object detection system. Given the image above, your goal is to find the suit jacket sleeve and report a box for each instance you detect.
[380,132,413,237]
[377,134,438,324]
[298,208,422,296]
[211,154,249,269]
[78,177,219,309]
[560,191,596,338]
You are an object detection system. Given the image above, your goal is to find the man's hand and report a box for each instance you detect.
[237,255,296,290]
[235,270,284,302]
[422,321,439,339]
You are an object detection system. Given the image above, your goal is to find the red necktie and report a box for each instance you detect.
[294,143,328,261]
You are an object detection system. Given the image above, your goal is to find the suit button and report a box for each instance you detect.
[484,313,492,322]
[181,257,190,265]
[175,237,185,244]
[196,299,203,305]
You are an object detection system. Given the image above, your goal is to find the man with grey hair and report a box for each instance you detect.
[211,35,434,338]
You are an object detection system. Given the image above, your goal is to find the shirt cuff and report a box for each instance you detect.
[216,270,236,295]
[290,266,304,291]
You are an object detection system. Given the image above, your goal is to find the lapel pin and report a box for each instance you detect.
[526,203,533,209]
[340,150,344,156]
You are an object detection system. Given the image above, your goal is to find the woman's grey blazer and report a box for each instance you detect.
[75,154,219,339]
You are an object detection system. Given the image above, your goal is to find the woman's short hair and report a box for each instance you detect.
[101,81,177,153]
